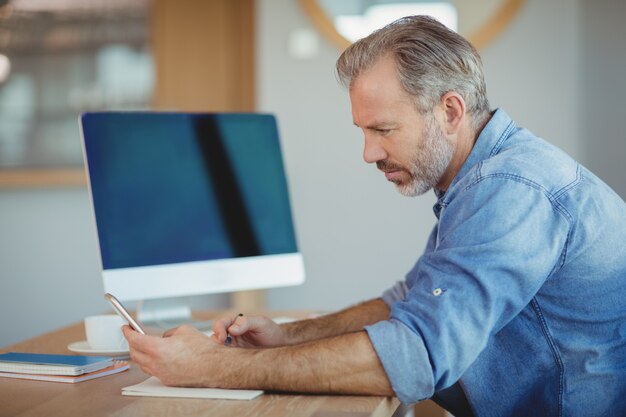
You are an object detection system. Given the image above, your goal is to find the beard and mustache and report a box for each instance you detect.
[376,114,455,197]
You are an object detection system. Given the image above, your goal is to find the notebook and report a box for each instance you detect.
[122,376,263,400]
[0,352,113,376]
[0,361,129,383]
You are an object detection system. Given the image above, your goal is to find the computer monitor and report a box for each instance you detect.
[80,112,305,327]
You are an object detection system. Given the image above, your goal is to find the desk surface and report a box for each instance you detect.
[0,312,404,417]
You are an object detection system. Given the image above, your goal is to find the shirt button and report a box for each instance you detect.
[432,288,444,296]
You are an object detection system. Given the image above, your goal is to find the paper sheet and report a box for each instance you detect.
[122,376,263,400]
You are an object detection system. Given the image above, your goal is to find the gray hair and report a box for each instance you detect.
[336,15,490,128]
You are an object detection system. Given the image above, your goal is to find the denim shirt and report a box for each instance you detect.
[365,109,626,416]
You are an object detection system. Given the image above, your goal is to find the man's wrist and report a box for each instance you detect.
[199,345,258,388]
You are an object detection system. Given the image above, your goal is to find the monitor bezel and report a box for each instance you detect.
[79,111,305,315]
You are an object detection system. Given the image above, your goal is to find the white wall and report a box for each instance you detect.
[481,0,581,159]
[2,0,622,347]
[580,0,626,199]
[0,188,104,343]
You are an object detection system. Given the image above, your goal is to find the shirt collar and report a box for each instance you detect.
[434,108,516,200]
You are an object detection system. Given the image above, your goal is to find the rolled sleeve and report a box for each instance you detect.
[367,176,569,404]
[365,319,434,404]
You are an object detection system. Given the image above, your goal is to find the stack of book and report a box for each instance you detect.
[0,352,129,383]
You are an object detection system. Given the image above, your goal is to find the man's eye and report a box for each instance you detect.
[376,129,391,135]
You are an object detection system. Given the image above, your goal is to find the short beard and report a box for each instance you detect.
[397,115,455,197]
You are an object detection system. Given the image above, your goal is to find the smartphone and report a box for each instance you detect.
[104,293,146,335]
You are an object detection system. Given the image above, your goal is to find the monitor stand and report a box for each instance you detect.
[136,297,213,331]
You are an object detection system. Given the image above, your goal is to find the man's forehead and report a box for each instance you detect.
[350,80,415,114]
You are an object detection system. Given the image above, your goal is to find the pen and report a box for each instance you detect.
[224,313,243,346]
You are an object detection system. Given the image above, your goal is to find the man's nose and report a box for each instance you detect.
[363,134,387,164]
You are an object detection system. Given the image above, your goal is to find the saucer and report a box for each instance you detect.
[67,340,130,357]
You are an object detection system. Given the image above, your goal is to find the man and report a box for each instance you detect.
[124,16,626,416]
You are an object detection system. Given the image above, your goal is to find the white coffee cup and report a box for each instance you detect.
[84,314,128,351]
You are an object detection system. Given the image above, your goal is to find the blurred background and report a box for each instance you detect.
[0,0,624,353]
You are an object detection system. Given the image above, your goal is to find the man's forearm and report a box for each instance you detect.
[214,330,394,396]
[281,298,390,345]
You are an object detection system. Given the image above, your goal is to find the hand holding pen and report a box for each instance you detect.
[212,313,289,348]
[224,313,244,346]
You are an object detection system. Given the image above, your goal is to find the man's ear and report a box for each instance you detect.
[439,92,466,135]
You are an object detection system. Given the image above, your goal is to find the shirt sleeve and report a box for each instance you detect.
[365,176,570,404]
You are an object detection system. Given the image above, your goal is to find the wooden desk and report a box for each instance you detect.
[0,314,405,417]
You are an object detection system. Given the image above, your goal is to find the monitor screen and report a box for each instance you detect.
[80,112,304,323]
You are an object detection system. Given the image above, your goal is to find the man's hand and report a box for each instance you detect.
[212,315,287,348]
[122,324,225,386]
[123,324,393,396]
[122,300,394,397]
